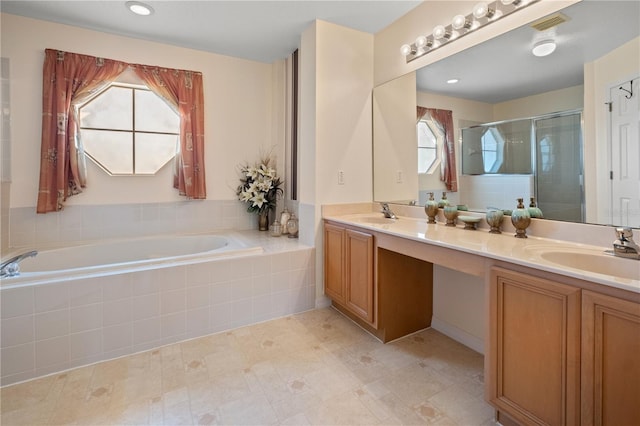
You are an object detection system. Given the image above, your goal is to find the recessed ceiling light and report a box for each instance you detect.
[447,78,460,84]
[126,1,153,16]
[532,40,556,57]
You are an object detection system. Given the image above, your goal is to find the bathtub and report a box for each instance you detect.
[0,231,315,386]
[1,233,263,287]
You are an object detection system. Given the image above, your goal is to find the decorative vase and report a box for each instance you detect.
[528,197,544,219]
[280,207,291,235]
[424,192,439,224]
[443,205,458,227]
[486,210,504,234]
[258,211,269,231]
[438,192,450,208]
[511,198,531,238]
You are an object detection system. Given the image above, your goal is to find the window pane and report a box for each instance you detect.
[418,147,436,174]
[83,129,133,174]
[135,133,177,174]
[417,122,437,148]
[135,90,179,133]
[80,86,132,131]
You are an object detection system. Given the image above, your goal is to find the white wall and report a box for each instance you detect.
[493,85,583,121]
[0,13,280,209]
[373,72,418,203]
[585,37,640,224]
[299,20,374,305]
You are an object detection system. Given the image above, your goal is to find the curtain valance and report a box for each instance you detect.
[37,49,206,213]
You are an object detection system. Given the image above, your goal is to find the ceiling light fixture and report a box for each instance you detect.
[447,78,460,84]
[532,40,556,57]
[126,1,154,16]
[400,0,539,63]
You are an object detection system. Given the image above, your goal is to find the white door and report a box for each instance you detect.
[610,77,640,227]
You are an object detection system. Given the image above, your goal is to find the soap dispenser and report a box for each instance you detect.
[528,197,544,219]
[438,192,450,208]
[511,198,531,238]
[424,192,439,223]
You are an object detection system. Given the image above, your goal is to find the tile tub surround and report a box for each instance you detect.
[7,200,263,248]
[0,232,315,386]
[0,307,495,426]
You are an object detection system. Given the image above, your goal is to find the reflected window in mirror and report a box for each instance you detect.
[539,137,554,173]
[480,127,504,173]
[417,118,442,174]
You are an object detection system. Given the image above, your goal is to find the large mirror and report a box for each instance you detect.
[373,0,639,226]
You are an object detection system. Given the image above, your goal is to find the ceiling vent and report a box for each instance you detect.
[530,13,570,32]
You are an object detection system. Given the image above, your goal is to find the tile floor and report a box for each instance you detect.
[0,307,496,425]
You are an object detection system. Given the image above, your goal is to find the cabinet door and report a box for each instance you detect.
[581,290,640,426]
[345,229,374,324]
[489,267,581,425]
[324,223,345,303]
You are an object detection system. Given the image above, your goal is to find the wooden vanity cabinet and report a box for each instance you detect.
[489,267,581,426]
[323,221,433,342]
[581,290,640,425]
[323,222,375,325]
[490,266,640,425]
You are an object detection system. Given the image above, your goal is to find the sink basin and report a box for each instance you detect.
[353,216,398,225]
[537,249,639,281]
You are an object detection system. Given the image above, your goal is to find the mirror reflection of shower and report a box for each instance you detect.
[461,110,583,222]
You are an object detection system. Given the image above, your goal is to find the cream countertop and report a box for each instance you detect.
[323,212,640,294]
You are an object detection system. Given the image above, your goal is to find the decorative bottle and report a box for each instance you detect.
[286,213,299,238]
[280,207,291,235]
[486,209,504,234]
[511,198,531,238]
[424,192,439,224]
[443,205,458,226]
[528,197,544,219]
[438,192,450,208]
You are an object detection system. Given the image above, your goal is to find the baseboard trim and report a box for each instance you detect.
[431,316,485,355]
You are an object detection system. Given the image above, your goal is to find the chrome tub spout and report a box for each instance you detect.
[0,250,38,278]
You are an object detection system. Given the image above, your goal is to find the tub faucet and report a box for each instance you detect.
[380,203,397,219]
[612,227,640,260]
[0,250,38,278]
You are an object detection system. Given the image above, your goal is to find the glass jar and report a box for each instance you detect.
[270,220,282,237]
[286,213,299,238]
[280,207,291,235]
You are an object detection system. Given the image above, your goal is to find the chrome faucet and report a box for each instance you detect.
[0,250,38,278]
[612,227,640,260]
[380,203,397,219]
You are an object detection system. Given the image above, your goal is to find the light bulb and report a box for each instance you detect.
[415,35,428,48]
[433,25,447,40]
[400,44,413,56]
[452,14,468,30]
[473,2,489,18]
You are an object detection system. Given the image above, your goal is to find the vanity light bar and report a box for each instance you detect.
[401,0,539,63]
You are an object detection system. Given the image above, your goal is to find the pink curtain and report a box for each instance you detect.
[419,107,458,192]
[37,49,127,213]
[37,49,206,213]
[132,66,206,199]
[417,106,429,123]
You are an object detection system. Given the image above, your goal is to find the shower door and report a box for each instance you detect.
[534,112,584,222]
